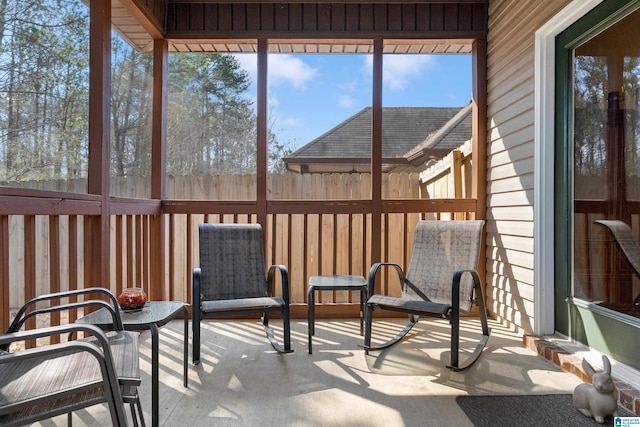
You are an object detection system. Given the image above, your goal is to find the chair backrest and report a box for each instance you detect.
[595,220,640,277]
[404,220,484,312]
[199,223,268,300]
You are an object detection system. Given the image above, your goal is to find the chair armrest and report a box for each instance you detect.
[451,268,482,315]
[0,323,114,358]
[367,262,406,299]
[267,265,290,304]
[0,324,126,422]
[7,288,124,334]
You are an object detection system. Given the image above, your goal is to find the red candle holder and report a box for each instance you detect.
[117,288,147,310]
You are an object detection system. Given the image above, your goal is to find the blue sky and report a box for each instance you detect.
[235,53,472,151]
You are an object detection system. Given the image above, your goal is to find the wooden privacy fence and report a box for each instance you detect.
[420,140,472,200]
[5,172,421,200]
[1,168,475,329]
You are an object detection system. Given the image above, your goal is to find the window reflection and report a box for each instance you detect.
[573,8,640,317]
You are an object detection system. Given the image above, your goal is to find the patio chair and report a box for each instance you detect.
[192,223,293,364]
[595,220,640,277]
[363,220,491,371]
[595,220,640,305]
[1,288,144,426]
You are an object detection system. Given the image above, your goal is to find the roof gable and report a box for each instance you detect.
[285,104,471,173]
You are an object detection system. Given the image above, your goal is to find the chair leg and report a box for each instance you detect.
[134,392,146,427]
[446,275,491,371]
[283,304,292,352]
[359,288,366,336]
[193,311,201,365]
[363,302,419,353]
[129,403,139,427]
[262,310,294,354]
[363,302,374,355]
[364,314,419,352]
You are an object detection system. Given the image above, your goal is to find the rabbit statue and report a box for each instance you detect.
[573,354,618,424]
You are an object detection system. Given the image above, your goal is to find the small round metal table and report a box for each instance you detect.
[307,275,368,354]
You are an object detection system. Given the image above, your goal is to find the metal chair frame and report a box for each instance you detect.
[1,288,144,426]
[363,220,491,371]
[192,223,292,365]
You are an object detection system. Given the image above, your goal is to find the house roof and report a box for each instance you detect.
[284,103,472,173]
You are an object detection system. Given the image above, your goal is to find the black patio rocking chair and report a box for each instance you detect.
[192,223,293,364]
[363,220,491,371]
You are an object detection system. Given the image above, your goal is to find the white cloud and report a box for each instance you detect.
[234,54,258,82]
[233,54,318,90]
[280,117,302,128]
[268,55,318,90]
[339,79,359,92]
[364,55,438,90]
[338,94,358,109]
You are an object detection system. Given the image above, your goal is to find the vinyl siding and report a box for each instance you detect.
[485,0,571,333]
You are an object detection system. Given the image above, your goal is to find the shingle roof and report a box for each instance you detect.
[404,103,472,160]
[284,103,471,173]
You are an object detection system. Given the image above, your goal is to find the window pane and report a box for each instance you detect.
[573,54,608,200]
[381,45,471,200]
[0,0,89,192]
[572,8,640,317]
[110,33,153,198]
[166,51,257,200]
[267,41,373,200]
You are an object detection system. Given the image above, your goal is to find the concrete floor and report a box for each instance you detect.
[37,317,583,427]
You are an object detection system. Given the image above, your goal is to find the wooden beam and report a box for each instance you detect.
[371,39,383,272]
[168,0,487,3]
[120,0,165,39]
[110,198,162,215]
[88,0,112,289]
[472,38,487,302]
[152,39,168,200]
[256,38,268,229]
[0,216,8,332]
[471,39,486,220]
[151,39,168,299]
[0,196,101,216]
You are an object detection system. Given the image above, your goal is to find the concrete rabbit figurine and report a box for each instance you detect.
[573,354,618,423]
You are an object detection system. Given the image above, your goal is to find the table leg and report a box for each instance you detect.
[308,285,315,354]
[360,287,366,335]
[182,305,188,388]
[150,323,159,427]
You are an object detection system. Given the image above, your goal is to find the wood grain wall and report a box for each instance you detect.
[131,0,168,30]
[165,2,487,37]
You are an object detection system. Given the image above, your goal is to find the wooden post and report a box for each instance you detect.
[472,38,488,298]
[150,39,168,300]
[472,39,487,221]
[452,149,464,219]
[86,0,111,290]
[371,39,383,288]
[257,39,268,239]
[0,216,8,332]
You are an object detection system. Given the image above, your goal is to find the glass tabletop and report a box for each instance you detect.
[308,275,367,288]
[77,301,186,330]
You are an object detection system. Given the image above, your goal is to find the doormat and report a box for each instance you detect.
[455,394,634,427]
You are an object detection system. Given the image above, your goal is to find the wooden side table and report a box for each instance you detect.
[307,275,367,354]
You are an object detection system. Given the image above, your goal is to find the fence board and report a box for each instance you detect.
[5,171,466,309]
